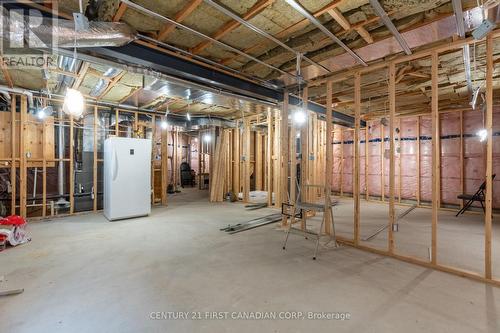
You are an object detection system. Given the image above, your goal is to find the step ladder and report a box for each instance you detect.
[282,183,337,259]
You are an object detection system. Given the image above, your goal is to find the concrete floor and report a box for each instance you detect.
[1,189,500,332]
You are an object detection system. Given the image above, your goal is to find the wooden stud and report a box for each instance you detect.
[459,110,464,209]
[380,124,385,202]
[431,51,439,264]
[115,109,119,136]
[273,109,281,207]
[398,118,402,203]
[484,34,493,279]
[93,105,98,212]
[365,128,369,200]
[325,81,334,235]
[233,126,240,197]
[339,129,344,196]
[290,123,297,205]
[69,115,74,215]
[354,73,361,244]
[255,131,263,190]
[42,110,47,217]
[281,91,289,225]
[243,120,251,202]
[10,95,16,215]
[161,119,168,206]
[267,109,273,206]
[416,116,421,205]
[388,63,396,253]
[19,96,27,218]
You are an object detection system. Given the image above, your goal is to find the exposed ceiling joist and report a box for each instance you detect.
[191,0,274,55]
[157,0,203,41]
[120,0,296,80]
[283,0,367,66]
[327,7,373,44]
[112,2,128,22]
[220,0,343,66]
[98,72,126,99]
[369,0,412,55]
[203,0,331,74]
[72,62,90,89]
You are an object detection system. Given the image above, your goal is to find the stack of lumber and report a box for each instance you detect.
[210,130,229,202]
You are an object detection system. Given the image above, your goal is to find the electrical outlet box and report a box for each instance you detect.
[472,19,496,40]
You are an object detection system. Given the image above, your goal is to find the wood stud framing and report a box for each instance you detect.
[484,34,493,279]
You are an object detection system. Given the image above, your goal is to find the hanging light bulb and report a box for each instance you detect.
[161,119,168,129]
[477,128,488,142]
[293,109,307,125]
[63,88,84,118]
[36,108,46,120]
[203,134,211,142]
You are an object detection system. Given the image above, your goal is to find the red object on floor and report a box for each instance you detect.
[0,215,26,226]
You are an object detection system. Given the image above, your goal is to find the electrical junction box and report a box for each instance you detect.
[472,19,496,40]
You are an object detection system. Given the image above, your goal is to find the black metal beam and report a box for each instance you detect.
[88,42,363,127]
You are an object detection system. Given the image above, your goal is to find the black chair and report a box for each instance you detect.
[180,162,194,187]
[456,174,496,216]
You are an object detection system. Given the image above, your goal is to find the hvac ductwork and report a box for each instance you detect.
[1,7,136,48]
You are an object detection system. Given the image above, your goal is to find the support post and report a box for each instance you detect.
[281,91,289,226]
[484,34,493,279]
[10,95,16,215]
[416,116,421,205]
[388,63,396,252]
[93,105,98,212]
[243,119,250,202]
[431,51,439,264]
[233,125,240,197]
[354,73,361,244]
[19,96,27,217]
[69,115,74,215]
[267,109,273,206]
[161,120,168,206]
[325,81,334,235]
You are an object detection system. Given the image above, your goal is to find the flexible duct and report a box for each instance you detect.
[1,7,136,48]
[0,85,34,108]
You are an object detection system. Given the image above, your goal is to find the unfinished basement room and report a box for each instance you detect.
[1,0,500,332]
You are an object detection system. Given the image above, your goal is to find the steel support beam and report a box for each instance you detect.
[369,0,412,55]
[283,0,367,66]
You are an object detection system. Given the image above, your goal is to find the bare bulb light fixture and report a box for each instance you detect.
[477,128,487,142]
[63,88,84,118]
[292,109,307,125]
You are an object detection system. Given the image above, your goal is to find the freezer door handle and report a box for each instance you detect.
[112,149,119,181]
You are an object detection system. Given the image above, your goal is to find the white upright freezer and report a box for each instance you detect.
[104,137,152,221]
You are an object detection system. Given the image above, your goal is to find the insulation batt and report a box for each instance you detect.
[330,108,500,208]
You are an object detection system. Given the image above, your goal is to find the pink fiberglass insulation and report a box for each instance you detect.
[332,107,500,208]
[332,128,342,192]
[440,112,461,206]
[399,117,418,200]
[367,120,382,197]
[360,129,367,196]
[342,129,354,194]
[419,116,433,203]
[331,108,500,208]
